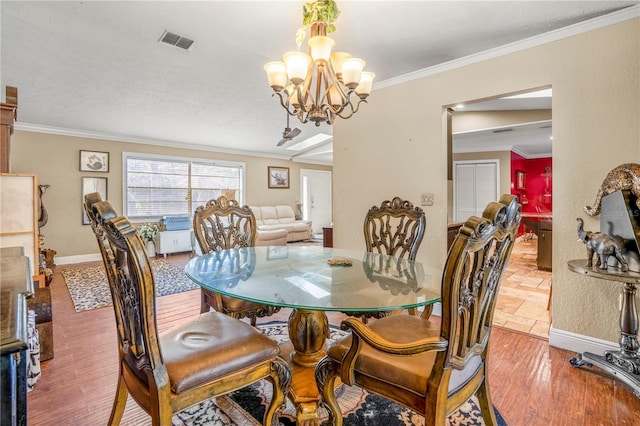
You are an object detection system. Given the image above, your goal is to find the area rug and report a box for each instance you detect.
[171,322,507,426]
[288,235,323,246]
[61,258,199,312]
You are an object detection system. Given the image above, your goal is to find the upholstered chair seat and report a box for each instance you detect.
[160,312,280,394]
[326,314,482,397]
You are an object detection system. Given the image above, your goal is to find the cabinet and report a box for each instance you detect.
[322,227,333,248]
[1,250,34,426]
[157,230,193,258]
[537,220,552,271]
[521,214,552,272]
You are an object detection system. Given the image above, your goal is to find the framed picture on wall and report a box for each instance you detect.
[515,170,526,190]
[81,177,108,225]
[80,150,109,172]
[268,166,290,189]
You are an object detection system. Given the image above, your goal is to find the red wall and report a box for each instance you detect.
[511,153,552,213]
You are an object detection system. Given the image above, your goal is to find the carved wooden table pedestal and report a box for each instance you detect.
[567,259,640,398]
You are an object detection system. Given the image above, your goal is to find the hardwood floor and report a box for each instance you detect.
[27,253,639,425]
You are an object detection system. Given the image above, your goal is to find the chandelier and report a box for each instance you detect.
[264,2,375,126]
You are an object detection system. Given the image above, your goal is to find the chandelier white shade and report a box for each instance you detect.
[264,20,374,126]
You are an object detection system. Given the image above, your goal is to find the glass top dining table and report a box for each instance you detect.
[184,245,442,425]
[184,245,442,313]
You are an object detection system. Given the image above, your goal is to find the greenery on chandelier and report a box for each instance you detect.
[296,0,341,47]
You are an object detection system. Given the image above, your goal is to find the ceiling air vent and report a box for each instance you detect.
[493,128,514,134]
[159,30,194,51]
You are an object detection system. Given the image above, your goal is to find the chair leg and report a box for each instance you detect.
[200,289,210,313]
[315,357,342,426]
[420,304,434,319]
[107,375,128,426]
[476,377,498,426]
[263,357,291,426]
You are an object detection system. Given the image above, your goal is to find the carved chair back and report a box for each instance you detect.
[192,195,279,323]
[440,194,520,372]
[83,193,163,388]
[363,197,426,261]
[193,195,256,252]
[349,197,425,321]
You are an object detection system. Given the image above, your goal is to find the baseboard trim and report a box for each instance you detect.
[55,253,102,265]
[548,326,618,355]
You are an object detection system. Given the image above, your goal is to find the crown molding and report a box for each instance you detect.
[14,122,292,161]
[375,4,640,90]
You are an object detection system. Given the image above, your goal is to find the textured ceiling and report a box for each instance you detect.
[1,1,637,164]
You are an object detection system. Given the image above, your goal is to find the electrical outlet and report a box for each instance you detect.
[420,193,434,206]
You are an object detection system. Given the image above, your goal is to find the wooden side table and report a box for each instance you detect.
[322,227,333,248]
[567,259,640,397]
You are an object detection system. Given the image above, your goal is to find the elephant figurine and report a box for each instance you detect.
[576,218,628,272]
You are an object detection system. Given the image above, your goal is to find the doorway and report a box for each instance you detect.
[300,169,332,235]
[447,87,553,339]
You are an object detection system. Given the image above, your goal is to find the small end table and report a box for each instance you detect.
[567,259,640,397]
[322,227,333,248]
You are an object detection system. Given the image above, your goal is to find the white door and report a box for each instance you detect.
[300,169,332,234]
[453,160,499,222]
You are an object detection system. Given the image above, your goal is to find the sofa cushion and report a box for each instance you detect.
[259,207,279,225]
[275,205,295,220]
[249,206,262,221]
[291,222,312,232]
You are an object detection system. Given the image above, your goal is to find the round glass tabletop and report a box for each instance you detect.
[184,246,441,312]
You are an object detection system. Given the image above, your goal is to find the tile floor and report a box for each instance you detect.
[494,236,552,339]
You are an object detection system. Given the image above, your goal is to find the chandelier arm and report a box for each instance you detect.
[273,92,300,118]
[336,98,366,120]
[297,60,315,114]
[324,61,349,115]
[324,86,352,116]
[316,63,327,118]
[296,109,309,124]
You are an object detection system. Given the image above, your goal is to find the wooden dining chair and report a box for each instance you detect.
[83,193,291,426]
[346,196,426,322]
[316,194,520,426]
[192,195,281,325]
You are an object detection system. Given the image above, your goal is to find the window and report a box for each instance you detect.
[124,153,244,220]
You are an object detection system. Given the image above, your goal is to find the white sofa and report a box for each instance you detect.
[255,228,288,247]
[250,205,313,242]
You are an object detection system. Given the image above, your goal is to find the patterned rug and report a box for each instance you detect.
[171,322,507,426]
[61,258,199,312]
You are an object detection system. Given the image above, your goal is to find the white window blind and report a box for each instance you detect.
[124,154,244,219]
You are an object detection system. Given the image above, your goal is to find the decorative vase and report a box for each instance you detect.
[145,241,156,258]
